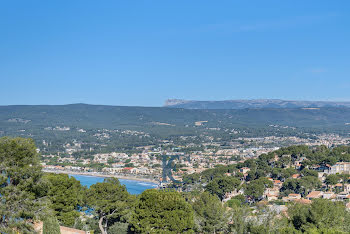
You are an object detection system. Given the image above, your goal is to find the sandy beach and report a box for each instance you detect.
[43,169,159,184]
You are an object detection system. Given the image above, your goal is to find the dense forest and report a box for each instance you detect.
[1,104,350,154]
[1,104,350,133]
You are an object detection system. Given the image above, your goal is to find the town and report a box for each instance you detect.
[41,131,350,206]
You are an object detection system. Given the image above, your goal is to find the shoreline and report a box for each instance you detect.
[43,169,159,184]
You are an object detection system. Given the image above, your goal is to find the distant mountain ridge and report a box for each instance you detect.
[164,99,350,109]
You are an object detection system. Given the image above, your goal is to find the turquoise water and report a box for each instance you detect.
[70,174,158,195]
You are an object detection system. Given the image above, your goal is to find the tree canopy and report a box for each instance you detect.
[130,189,194,233]
[205,176,241,200]
[245,177,273,201]
[0,137,49,233]
[191,191,228,233]
[86,177,133,234]
[287,199,350,232]
[44,173,85,226]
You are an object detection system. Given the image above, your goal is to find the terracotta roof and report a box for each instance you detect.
[123,167,134,170]
[295,198,312,204]
[306,191,322,199]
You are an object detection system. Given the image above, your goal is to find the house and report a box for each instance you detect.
[314,164,331,171]
[137,167,151,174]
[131,168,139,174]
[326,162,350,174]
[282,193,302,202]
[288,193,302,200]
[111,162,124,168]
[322,192,336,199]
[334,183,350,193]
[294,198,312,205]
[265,187,280,196]
[122,167,134,173]
[294,161,303,170]
[266,194,278,201]
[292,174,301,179]
[336,192,349,200]
[306,191,323,200]
[240,167,250,174]
[273,180,283,188]
[223,189,244,202]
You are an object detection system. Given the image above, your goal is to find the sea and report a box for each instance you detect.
[69,174,158,195]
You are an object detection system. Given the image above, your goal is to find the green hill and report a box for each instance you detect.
[1,104,350,131]
[1,104,349,153]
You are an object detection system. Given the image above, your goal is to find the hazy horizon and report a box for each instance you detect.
[1,98,350,108]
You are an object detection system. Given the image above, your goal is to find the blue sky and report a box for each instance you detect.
[1,1,349,106]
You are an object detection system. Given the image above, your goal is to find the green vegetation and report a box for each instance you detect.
[288,199,350,232]
[180,145,350,197]
[244,177,273,201]
[191,191,228,233]
[44,173,85,226]
[325,174,341,186]
[205,176,241,200]
[226,194,246,208]
[2,137,350,233]
[281,176,321,197]
[43,216,61,234]
[130,189,194,233]
[0,137,49,233]
[86,177,134,234]
[1,104,350,155]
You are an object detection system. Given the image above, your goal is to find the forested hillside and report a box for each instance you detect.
[1,104,350,153]
[1,104,350,132]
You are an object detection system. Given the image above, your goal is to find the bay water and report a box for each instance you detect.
[70,174,158,195]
